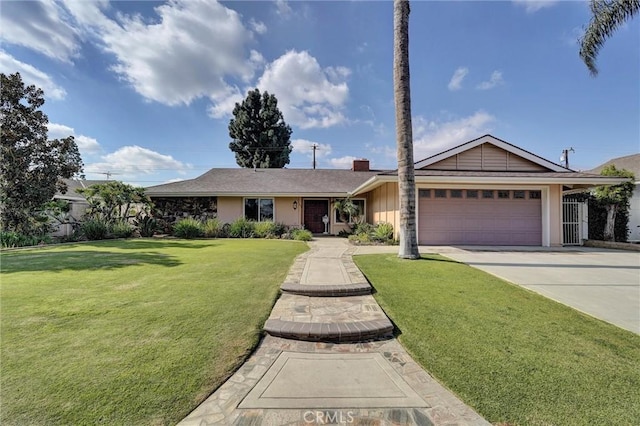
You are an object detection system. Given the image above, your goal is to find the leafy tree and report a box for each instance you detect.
[228,88,292,168]
[0,72,83,234]
[394,0,419,259]
[592,165,634,241]
[579,0,639,76]
[78,181,151,222]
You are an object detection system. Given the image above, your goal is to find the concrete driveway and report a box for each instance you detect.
[442,247,640,334]
[353,244,640,334]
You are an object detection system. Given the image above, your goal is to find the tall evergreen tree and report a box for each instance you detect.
[1,72,83,234]
[228,88,292,168]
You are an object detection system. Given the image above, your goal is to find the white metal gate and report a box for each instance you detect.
[562,198,586,245]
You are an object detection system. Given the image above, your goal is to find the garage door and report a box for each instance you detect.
[418,189,542,245]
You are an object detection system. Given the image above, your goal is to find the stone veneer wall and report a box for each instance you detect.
[152,197,217,225]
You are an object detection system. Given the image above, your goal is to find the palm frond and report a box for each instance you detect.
[579,0,639,76]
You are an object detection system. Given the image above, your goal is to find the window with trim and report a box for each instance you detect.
[418,189,431,198]
[335,199,365,223]
[482,190,494,199]
[498,190,510,199]
[513,190,525,199]
[466,190,478,198]
[244,198,274,221]
[435,189,447,198]
[529,190,541,199]
[450,189,463,198]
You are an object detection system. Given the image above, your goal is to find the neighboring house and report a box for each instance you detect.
[52,179,110,236]
[146,135,624,246]
[589,153,640,242]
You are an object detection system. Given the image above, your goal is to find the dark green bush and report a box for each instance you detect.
[229,218,255,238]
[81,218,110,240]
[219,223,231,238]
[173,218,204,239]
[134,216,158,237]
[0,231,48,248]
[353,222,374,235]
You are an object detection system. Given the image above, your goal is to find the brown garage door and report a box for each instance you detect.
[418,189,542,245]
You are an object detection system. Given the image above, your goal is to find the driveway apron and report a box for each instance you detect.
[179,238,489,426]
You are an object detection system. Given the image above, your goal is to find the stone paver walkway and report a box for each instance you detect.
[179,238,489,426]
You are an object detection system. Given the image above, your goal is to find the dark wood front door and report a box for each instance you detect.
[303,200,329,233]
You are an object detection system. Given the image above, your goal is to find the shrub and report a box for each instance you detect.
[373,222,394,242]
[353,222,374,236]
[291,228,313,241]
[253,221,278,238]
[229,218,255,238]
[272,222,288,237]
[203,218,222,238]
[110,220,135,239]
[134,216,158,237]
[173,218,203,239]
[349,232,371,244]
[219,223,231,238]
[0,231,45,248]
[81,218,110,241]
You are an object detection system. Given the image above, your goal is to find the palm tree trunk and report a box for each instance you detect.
[604,204,617,241]
[394,0,420,259]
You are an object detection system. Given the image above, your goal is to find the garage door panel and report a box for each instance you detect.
[419,189,541,245]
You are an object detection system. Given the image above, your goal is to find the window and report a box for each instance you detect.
[482,190,494,199]
[435,189,447,198]
[466,190,478,198]
[498,190,510,199]
[513,190,525,199]
[529,190,541,199]
[335,199,365,223]
[450,189,463,198]
[418,189,431,198]
[244,198,273,221]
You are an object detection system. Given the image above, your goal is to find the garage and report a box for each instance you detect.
[418,189,542,245]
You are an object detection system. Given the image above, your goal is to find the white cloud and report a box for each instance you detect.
[257,50,350,129]
[413,111,496,161]
[48,123,102,156]
[275,0,293,18]
[85,146,190,179]
[0,51,67,100]
[512,0,558,13]
[447,67,469,91]
[64,0,260,108]
[0,0,79,62]
[328,156,358,169]
[207,86,244,118]
[291,139,332,158]
[476,71,504,90]
[249,19,267,35]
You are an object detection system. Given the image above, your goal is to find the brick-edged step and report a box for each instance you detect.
[281,282,371,297]
[265,294,394,343]
[264,318,393,343]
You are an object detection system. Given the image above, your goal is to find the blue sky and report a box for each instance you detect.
[1,0,638,186]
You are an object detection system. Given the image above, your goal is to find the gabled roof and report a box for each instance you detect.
[413,134,568,172]
[588,153,639,182]
[145,168,381,197]
[54,179,111,201]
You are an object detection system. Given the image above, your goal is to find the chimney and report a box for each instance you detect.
[352,159,370,172]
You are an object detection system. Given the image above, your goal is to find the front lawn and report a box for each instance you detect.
[1,239,306,425]
[355,254,640,425]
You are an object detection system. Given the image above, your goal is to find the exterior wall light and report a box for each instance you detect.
[293,200,298,210]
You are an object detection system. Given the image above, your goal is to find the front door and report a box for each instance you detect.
[303,200,329,233]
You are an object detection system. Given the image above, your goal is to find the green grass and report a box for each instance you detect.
[1,239,307,425]
[354,254,640,426]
